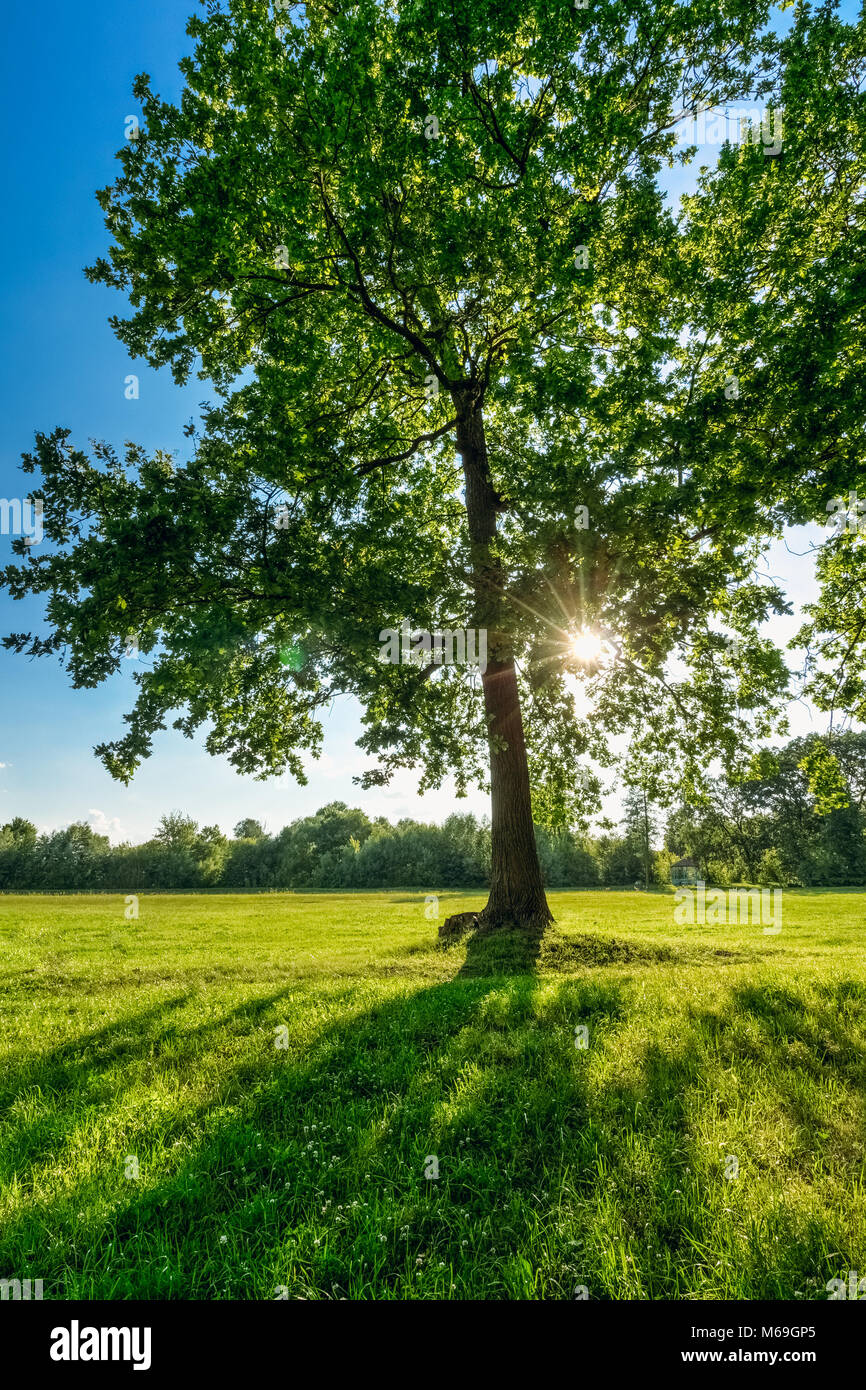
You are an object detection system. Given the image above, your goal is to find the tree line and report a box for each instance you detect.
[2,735,864,892]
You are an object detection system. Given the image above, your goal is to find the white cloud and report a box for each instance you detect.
[302,750,369,781]
[88,809,124,842]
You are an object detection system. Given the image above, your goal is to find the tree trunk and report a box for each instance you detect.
[447,398,553,935]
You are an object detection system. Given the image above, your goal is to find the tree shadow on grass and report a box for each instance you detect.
[452,925,543,979]
[0,986,306,1183]
[714,979,866,1162]
[0,967,863,1300]
[0,959,622,1297]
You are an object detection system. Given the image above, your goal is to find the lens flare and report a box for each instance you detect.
[570,628,605,665]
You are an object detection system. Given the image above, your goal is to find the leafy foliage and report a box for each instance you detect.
[666,731,866,885]
[2,1,864,843]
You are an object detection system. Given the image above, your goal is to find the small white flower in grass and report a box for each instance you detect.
[219,1235,227,1244]
[379,1234,386,1242]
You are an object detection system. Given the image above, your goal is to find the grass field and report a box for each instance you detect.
[0,888,864,1300]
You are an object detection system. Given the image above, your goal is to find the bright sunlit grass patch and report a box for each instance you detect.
[0,889,863,1299]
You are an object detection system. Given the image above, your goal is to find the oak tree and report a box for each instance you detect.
[5,0,864,932]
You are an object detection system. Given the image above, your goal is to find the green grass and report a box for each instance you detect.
[1,888,864,1300]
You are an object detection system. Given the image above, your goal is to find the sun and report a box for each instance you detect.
[569,628,605,665]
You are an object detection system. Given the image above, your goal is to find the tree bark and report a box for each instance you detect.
[448,397,553,934]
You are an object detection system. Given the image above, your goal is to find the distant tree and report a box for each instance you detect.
[34,822,111,890]
[301,803,373,858]
[622,785,660,890]
[194,824,229,883]
[666,731,866,886]
[1,816,38,847]
[757,848,786,888]
[535,825,599,888]
[0,817,38,888]
[233,818,267,841]
[665,783,771,882]
[222,831,279,889]
[154,813,200,851]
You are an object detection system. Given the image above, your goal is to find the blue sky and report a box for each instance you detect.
[0,2,843,844]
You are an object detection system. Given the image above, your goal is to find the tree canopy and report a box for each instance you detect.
[3,0,865,929]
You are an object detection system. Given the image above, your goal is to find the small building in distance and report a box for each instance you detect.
[670,856,700,886]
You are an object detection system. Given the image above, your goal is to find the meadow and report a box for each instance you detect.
[0,889,863,1300]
